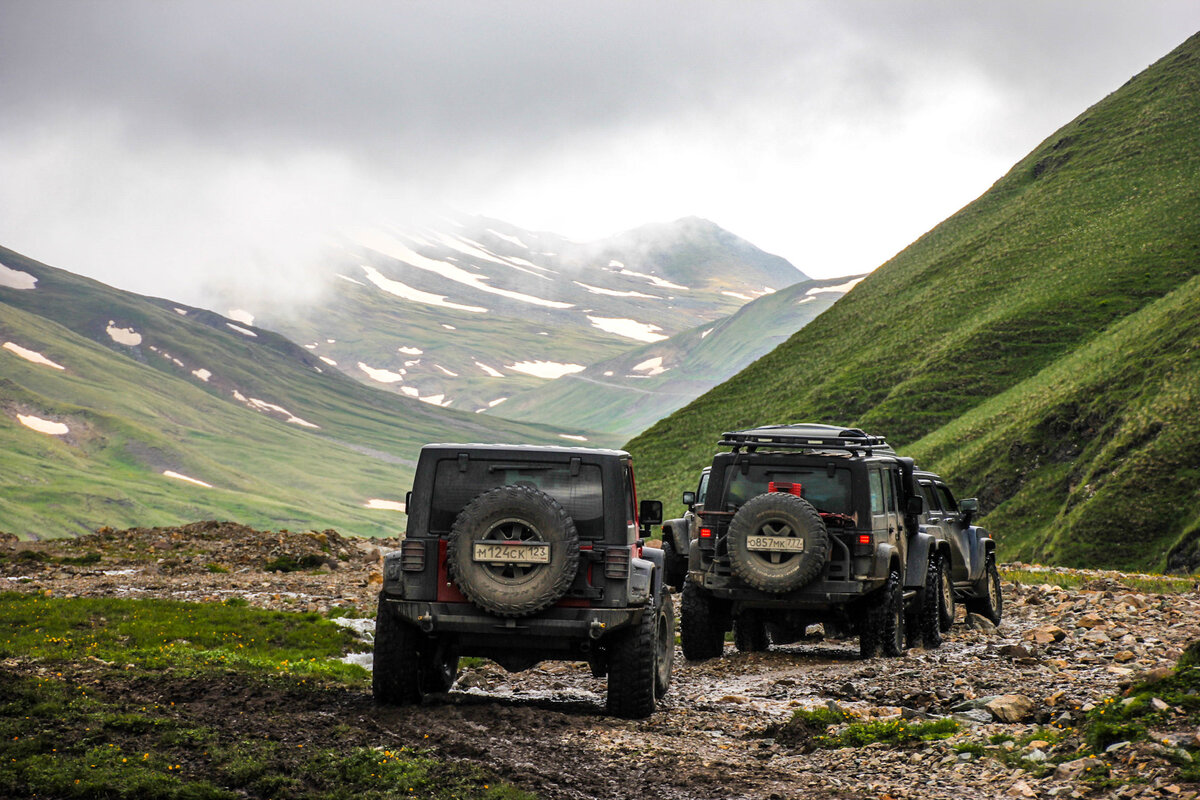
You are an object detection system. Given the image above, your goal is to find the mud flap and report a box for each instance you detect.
[904,533,934,589]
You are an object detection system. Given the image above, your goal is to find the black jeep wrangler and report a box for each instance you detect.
[373,443,674,718]
[912,469,1001,629]
[678,424,953,660]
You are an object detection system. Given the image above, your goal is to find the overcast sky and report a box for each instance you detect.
[2,1,1198,307]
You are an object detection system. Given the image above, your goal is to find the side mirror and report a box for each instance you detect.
[682,491,696,507]
[959,497,979,524]
[906,495,924,516]
[639,499,663,527]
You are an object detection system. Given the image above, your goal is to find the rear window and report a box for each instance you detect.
[723,465,853,516]
[429,458,605,538]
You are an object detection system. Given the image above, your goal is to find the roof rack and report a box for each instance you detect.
[718,423,893,456]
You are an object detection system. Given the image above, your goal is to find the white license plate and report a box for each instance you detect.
[746,536,805,553]
[472,542,551,564]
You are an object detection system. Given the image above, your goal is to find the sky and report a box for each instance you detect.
[2,1,1198,307]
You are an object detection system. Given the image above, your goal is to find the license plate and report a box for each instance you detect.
[472,542,551,564]
[746,536,804,553]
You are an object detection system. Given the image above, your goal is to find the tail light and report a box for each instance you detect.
[853,532,873,556]
[604,546,631,580]
[401,539,426,571]
[699,527,713,539]
[768,481,803,497]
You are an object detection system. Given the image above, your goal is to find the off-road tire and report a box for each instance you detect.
[966,554,1003,626]
[372,601,422,705]
[680,581,726,661]
[447,485,580,618]
[662,538,687,590]
[734,611,770,653]
[726,493,829,593]
[918,557,943,648]
[419,643,460,694]
[937,553,956,632]
[860,569,905,659]
[607,592,674,719]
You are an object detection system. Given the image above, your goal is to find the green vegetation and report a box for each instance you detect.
[776,706,959,750]
[0,253,577,540]
[0,593,533,800]
[628,32,1200,572]
[1001,567,1200,594]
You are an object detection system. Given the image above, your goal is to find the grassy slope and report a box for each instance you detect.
[0,253,585,539]
[626,33,1200,570]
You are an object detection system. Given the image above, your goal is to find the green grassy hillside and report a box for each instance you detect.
[627,32,1200,572]
[0,250,584,539]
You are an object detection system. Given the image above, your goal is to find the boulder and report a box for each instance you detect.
[985,694,1036,723]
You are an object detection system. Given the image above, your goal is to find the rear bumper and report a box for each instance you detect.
[695,571,885,608]
[382,597,644,641]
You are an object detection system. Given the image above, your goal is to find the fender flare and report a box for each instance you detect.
[661,518,691,555]
[968,526,995,582]
[639,545,665,599]
[872,542,902,582]
[904,532,935,589]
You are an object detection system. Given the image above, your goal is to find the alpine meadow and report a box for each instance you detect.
[627,32,1200,574]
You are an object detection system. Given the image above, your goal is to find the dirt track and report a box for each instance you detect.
[4,523,1200,799]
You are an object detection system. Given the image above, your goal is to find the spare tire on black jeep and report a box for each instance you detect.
[726,492,829,594]
[447,485,580,617]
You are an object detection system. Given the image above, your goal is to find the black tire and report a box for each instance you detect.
[372,601,421,705]
[917,557,943,649]
[726,493,829,594]
[937,553,956,632]
[419,642,460,694]
[734,611,770,653]
[447,485,580,618]
[662,538,687,590]
[966,554,1003,626]
[607,592,674,719]
[860,569,905,659]
[680,581,727,661]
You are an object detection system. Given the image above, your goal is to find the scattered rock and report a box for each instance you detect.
[965,613,997,632]
[1055,756,1106,780]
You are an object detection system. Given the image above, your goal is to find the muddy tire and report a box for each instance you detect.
[419,643,460,694]
[680,582,727,661]
[917,557,943,649]
[966,554,1003,626]
[734,611,770,653]
[372,601,422,705]
[607,592,674,719]
[860,569,905,659]
[937,553,956,632]
[726,493,828,594]
[447,485,579,618]
[662,538,687,591]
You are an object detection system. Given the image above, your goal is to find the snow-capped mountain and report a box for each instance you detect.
[238,215,812,417]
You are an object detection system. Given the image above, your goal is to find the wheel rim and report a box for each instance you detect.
[478,517,545,583]
[654,609,672,695]
[940,568,953,615]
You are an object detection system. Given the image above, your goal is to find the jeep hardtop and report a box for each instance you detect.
[373,443,674,718]
[680,424,956,660]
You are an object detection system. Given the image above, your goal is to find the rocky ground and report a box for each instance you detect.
[3,522,1199,800]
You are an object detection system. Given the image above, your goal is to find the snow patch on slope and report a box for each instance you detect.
[807,278,864,295]
[475,361,503,378]
[365,499,406,512]
[18,414,68,435]
[630,356,668,377]
[163,471,212,488]
[586,316,668,343]
[357,362,405,384]
[192,368,211,382]
[226,323,257,337]
[573,281,657,299]
[505,361,586,380]
[106,322,142,346]
[0,263,37,290]
[4,342,65,370]
[227,309,255,325]
[361,265,488,313]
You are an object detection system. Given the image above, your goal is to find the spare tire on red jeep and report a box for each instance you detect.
[726,492,829,594]
[447,485,580,617]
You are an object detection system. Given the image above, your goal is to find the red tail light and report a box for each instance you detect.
[699,527,713,539]
[857,534,872,546]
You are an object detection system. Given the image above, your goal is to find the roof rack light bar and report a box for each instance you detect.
[718,425,890,455]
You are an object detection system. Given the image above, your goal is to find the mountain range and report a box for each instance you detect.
[1,217,851,538]
[627,31,1200,573]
